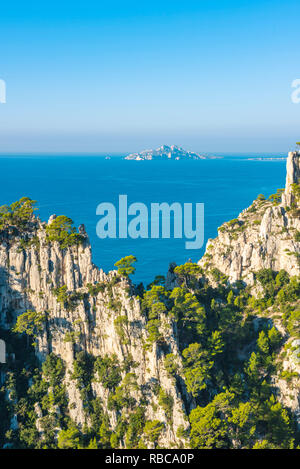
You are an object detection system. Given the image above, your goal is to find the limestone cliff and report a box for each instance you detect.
[0,216,189,448]
[199,151,300,284]
[196,151,300,429]
[1,152,300,450]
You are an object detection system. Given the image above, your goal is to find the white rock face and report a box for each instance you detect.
[0,220,189,448]
[199,152,300,284]
[125,144,208,160]
[197,151,300,426]
[275,338,300,428]
[282,151,300,207]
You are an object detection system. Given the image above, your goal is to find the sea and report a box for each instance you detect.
[0,154,287,285]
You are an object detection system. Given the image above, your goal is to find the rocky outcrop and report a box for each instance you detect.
[282,151,300,207]
[0,217,189,448]
[125,144,213,160]
[165,263,178,291]
[275,338,300,426]
[196,151,300,427]
[1,150,300,448]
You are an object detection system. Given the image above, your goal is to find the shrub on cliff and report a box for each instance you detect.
[164,353,179,377]
[269,188,284,205]
[182,343,214,397]
[174,263,203,289]
[52,285,85,311]
[286,309,300,338]
[114,255,137,277]
[94,354,122,390]
[57,426,81,449]
[291,183,300,201]
[143,420,165,447]
[0,197,37,231]
[13,310,46,338]
[46,215,84,248]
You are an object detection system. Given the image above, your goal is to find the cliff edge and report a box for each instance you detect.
[199,151,300,284]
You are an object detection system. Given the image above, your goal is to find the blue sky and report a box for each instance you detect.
[0,0,300,153]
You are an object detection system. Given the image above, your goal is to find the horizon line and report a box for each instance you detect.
[0,151,289,157]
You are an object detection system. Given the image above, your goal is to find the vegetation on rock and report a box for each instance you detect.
[114,255,137,277]
[46,215,84,248]
[1,189,300,449]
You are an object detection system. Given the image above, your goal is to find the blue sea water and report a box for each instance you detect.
[0,154,286,285]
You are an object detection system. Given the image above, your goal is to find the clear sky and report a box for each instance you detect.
[0,0,300,154]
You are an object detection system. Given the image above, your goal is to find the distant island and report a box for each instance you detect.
[124,144,221,160]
